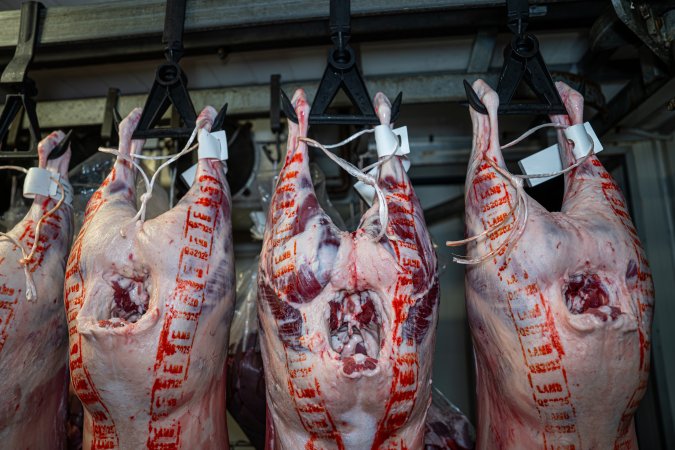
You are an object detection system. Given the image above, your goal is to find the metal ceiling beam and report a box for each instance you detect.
[29,72,501,129]
[615,76,675,132]
[591,75,675,137]
[26,67,599,130]
[467,28,497,73]
[0,0,604,68]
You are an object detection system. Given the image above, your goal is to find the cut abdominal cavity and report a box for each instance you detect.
[100,266,150,326]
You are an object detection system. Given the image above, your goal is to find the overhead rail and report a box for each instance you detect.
[0,0,605,68]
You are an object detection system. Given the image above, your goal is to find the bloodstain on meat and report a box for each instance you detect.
[329,301,341,332]
[294,195,319,235]
[355,299,375,325]
[111,281,135,314]
[260,284,303,349]
[564,273,609,314]
[286,264,323,304]
[403,279,440,343]
[625,260,638,281]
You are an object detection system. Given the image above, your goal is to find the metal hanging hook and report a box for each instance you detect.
[463,0,567,116]
[133,0,227,139]
[0,1,44,158]
[280,0,402,126]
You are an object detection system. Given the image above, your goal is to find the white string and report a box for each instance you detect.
[0,165,68,301]
[299,133,400,241]
[98,125,200,235]
[501,123,566,149]
[446,122,595,264]
[321,128,375,149]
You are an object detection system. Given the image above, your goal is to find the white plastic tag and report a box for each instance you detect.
[180,164,198,187]
[564,123,595,160]
[198,129,229,161]
[354,158,412,206]
[374,125,410,157]
[518,122,604,187]
[393,127,411,156]
[23,167,73,205]
[249,211,266,241]
[355,126,411,206]
[181,130,229,186]
[354,167,379,206]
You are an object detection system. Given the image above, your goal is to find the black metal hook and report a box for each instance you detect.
[270,74,282,135]
[212,103,228,132]
[47,129,73,160]
[281,0,401,125]
[0,1,43,158]
[163,0,186,64]
[101,87,121,145]
[132,0,227,139]
[464,0,566,116]
[269,74,283,162]
[463,80,488,115]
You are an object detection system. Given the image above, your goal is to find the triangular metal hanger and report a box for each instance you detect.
[464,0,567,115]
[0,1,70,160]
[132,0,226,139]
[281,0,402,125]
[100,87,122,147]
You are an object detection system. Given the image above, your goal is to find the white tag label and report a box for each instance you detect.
[393,126,410,156]
[374,125,410,158]
[355,125,412,206]
[180,164,198,187]
[354,159,411,207]
[354,167,379,206]
[249,211,266,241]
[23,167,73,205]
[182,129,229,186]
[518,122,604,187]
[197,129,228,161]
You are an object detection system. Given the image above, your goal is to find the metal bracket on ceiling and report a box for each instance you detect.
[101,87,122,146]
[281,0,402,126]
[611,0,675,66]
[0,2,70,160]
[132,0,226,139]
[464,0,566,116]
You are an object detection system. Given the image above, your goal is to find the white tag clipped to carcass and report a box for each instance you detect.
[23,167,73,205]
[354,126,411,206]
[518,122,604,187]
[180,129,229,186]
[564,123,596,160]
[197,128,229,160]
[249,211,266,241]
[374,125,410,157]
[353,167,379,206]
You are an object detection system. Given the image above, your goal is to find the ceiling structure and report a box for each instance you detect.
[0,0,672,128]
[0,0,668,139]
[0,0,669,198]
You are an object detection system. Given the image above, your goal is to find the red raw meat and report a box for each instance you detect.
[0,132,74,449]
[463,80,654,449]
[258,89,439,449]
[65,107,234,449]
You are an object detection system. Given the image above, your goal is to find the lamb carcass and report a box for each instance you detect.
[0,132,74,449]
[258,89,439,449]
[463,80,653,449]
[65,107,234,449]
